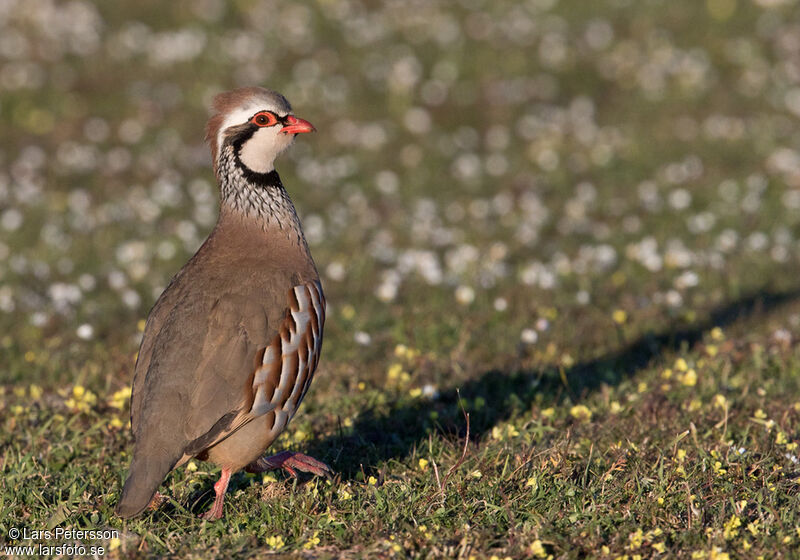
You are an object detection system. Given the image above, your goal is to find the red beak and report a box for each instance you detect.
[281,115,315,134]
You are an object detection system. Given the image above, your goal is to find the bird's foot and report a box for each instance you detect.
[200,504,224,521]
[246,451,334,479]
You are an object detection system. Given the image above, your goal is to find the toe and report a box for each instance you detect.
[285,453,334,479]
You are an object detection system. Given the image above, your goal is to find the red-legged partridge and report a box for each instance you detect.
[116,87,331,521]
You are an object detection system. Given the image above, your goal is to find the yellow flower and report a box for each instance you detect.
[628,528,644,550]
[13,386,27,398]
[29,384,43,399]
[338,488,352,500]
[612,309,628,324]
[710,327,724,341]
[108,538,121,551]
[637,382,647,393]
[109,386,132,409]
[738,499,747,511]
[491,426,504,440]
[393,343,420,361]
[610,401,623,414]
[185,460,197,472]
[776,432,788,445]
[387,363,403,380]
[754,409,767,419]
[570,404,592,422]
[470,470,482,479]
[265,535,285,549]
[303,531,321,550]
[525,476,538,490]
[661,368,673,380]
[418,458,429,471]
[340,305,356,320]
[674,358,688,372]
[680,369,697,387]
[294,429,309,442]
[417,524,433,540]
[653,542,666,553]
[708,549,730,560]
[409,387,422,398]
[367,475,378,486]
[723,515,741,539]
[541,407,555,419]
[705,345,718,357]
[531,539,547,558]
[66,385,97,413]
[357,381,366,391]
[108,417,124,429]
[712,394,727,409]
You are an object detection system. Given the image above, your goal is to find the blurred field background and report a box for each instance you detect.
[3,0,800,557]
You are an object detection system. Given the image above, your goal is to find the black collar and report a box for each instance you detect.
[237,166,282,189]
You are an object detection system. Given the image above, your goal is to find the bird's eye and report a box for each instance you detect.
[252,112,277,127]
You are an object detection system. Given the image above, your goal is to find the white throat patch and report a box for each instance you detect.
[238,127,289,173]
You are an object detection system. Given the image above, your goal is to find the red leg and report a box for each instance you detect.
[201,467,231,521]
[245,451,333,479]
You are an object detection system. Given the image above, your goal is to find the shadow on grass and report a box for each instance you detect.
[308,288,800,478]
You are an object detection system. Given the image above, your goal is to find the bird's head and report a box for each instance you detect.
[206,87,315,177]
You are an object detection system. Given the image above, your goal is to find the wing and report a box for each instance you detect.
[248,281,325,440]
[130,278,325,465]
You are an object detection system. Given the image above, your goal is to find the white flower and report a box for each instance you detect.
[76,324,94,340]
[354,331,371,345]
[521,329,538,344]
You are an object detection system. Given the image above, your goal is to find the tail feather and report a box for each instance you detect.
[116,450,178,518]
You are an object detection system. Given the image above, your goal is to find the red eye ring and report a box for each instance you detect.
[251,111,277,127]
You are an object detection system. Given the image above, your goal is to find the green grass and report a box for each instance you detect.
[3,0,800,558]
